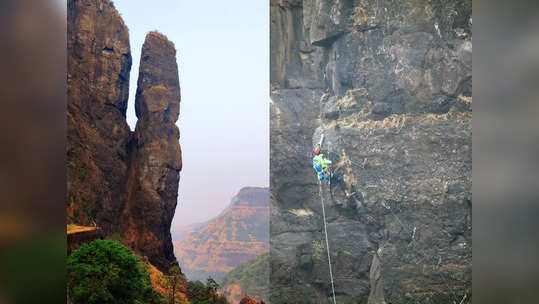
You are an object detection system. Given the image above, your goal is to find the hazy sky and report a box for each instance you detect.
[113,0,269,226]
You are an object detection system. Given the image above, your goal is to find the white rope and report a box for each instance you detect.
[319,182,337,304]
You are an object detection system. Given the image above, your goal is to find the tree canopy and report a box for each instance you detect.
[67,239,161,304]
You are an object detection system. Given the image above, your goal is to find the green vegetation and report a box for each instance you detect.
[220,252,269,303]
[312,240,325,259]
[166,265,188,304]
[67,239,163,304]
[186,277,228,304]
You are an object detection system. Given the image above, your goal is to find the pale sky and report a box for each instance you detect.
[113,0,269,226]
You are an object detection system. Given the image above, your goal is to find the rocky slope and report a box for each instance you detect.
[175,187,269,281]
[239,295,263,304]
[145,261,190,303]
[172,221,209,242]
[221,252,269,304]
[270,0,472,303]
[67,0,182,273]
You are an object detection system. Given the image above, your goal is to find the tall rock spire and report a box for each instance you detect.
[123,31,182,272]
[67,0,182,274]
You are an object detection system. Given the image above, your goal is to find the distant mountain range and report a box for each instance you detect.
[171,220,210,242]
[174,187,269,282]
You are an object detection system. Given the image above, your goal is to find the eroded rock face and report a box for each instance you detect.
[67,0,182,273]
[67,0,132,233]
[123,32,182,272]
[270,0,471,303]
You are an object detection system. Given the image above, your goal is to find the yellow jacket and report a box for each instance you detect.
[313,154,331,172]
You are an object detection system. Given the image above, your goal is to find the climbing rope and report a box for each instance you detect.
[308,132,464,303]
[319,182,337,304]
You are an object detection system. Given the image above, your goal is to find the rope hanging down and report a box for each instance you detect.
[311,133,464,303]
[319,182,337,304]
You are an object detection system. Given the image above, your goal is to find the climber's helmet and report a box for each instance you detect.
[313,145,321,155]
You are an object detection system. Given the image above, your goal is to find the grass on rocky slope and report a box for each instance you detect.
[220,252,269,303]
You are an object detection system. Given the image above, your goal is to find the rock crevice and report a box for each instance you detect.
[67,0,182,273]
[270,0,471,303]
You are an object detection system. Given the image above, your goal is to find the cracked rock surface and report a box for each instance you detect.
[270,0,471,303]
[67,0,182,273]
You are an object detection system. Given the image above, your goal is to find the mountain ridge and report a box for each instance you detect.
[173,186,269,241]
[174,187,269,281]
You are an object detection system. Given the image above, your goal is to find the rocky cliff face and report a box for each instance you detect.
[270,0,472,303]
[123,32,182,272]
[175,187,269,281]
[67,0,132,233]
[67,0,182,273]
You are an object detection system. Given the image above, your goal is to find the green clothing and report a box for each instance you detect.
[313,154,331,172]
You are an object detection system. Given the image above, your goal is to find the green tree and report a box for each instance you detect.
[67,239,161,304]
[167,265,187,304]
[207,277,219,302]
[186,278,228,304]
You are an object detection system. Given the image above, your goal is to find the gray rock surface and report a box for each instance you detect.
[270,0,472,303]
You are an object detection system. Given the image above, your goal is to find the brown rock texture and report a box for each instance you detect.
[175,187,269,281]
[67,0,132,233]
[67,0,182,273]
[145,261,189,303]
[123,31,182,272]
[239,295,260,304]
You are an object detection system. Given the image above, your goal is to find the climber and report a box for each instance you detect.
[330,166,362,205]
[313,145,332,184]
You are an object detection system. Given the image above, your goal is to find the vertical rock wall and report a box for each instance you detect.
[67,0,132,233]
[67,0,182,273]
[123,32,182,272]
[270,0,472,303]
